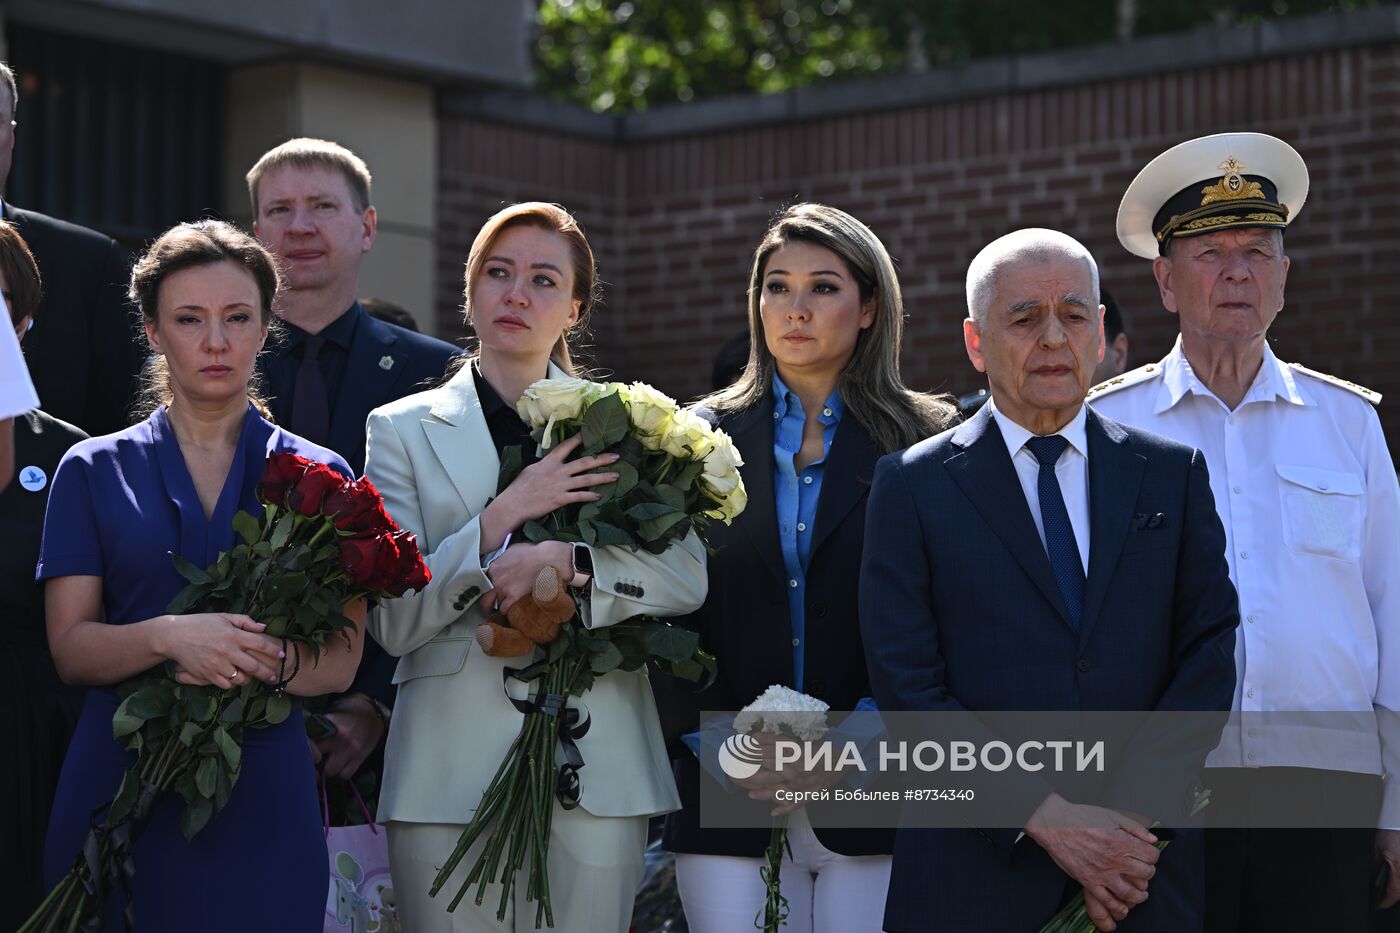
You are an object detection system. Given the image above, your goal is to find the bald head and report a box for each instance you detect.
[966,229,1100,325]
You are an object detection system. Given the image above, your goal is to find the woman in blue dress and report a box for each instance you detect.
[37,220,366,932]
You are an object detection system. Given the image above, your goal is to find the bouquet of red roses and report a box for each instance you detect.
[21,453,429,933]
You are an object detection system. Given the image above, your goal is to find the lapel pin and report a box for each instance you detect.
[378,355,395,371]
[18,465,47,492]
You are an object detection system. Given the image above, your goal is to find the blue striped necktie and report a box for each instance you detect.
[1024,434,1085,629]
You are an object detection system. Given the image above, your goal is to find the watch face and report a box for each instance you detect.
[573,542,594,574]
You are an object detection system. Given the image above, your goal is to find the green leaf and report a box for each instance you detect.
[655,483,686,511]
[642,623,700,661]
[125,684,174,722]
[625,501,676,522]
[195,757,218,797]
[579,500,603,522]
[610,459,640,499]
[165,583,207,615]
[220,697,244,724]
[262,571,310,605]
[578,520,597,546]
[231,509,261,546]
[580,391,630,454]
[171,553,213,585]
[109,772,140,824]
[181,795,214,840]
[270,511,296,550]
[112,707,143,739]
[497,445,525,494]
[522,520,552,543]
[213,727,242,771]
[265,693,292,725]
[590,521,633,548]
[589,640,624,674]
[638,509,688,542]
[179,721,203,746]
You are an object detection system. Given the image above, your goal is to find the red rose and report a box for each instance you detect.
[258,452,311,507]
[323,478,397,536]
[387,529,431,596]
[286,464,346,517]
[367,533,404,592]
[338,535,387,586]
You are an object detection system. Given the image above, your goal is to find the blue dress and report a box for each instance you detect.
[37,404,350,932]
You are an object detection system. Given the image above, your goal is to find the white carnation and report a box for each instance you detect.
[733,684,829,741]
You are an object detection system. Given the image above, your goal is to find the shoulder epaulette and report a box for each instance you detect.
[1287,363,1382,405]
[1085,363,1163,401]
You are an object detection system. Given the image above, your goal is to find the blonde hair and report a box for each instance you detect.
[461,201,599,376]
[699,203,956,454]
[246,137,373,215]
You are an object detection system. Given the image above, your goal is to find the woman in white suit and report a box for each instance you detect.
[363,202,708,932]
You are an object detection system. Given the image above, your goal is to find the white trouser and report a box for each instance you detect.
[386,807,648,933]
[675,808,892,933]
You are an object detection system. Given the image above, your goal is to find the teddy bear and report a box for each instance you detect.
[474,564,577,657]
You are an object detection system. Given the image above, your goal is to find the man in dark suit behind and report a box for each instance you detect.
[860,229,1239,932]
[248,137,460,785]
[0,62,137,437]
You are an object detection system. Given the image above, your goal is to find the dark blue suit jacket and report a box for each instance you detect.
[259,304,460,706]
[658,401,895,857]
[859,404,1239,933]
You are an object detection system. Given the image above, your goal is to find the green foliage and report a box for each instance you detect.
[536,0,1391,112]
[536,0,898,111]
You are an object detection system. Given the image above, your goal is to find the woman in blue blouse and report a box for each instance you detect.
[661,204,958,933]
[37,220,366,932]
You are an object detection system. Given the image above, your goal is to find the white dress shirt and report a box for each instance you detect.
[1092,336,1400,823]
[988,399,1091,574]
[1,296,39,418]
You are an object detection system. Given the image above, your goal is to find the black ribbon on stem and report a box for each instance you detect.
[502,665,591,809]
[78,779,160,933]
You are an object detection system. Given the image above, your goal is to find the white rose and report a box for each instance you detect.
[520,377,597,425]
[701,429,743,478]
[660,409,712,459]
[624,382,678,442]
[706,477,748,524]
[701,470,739,497]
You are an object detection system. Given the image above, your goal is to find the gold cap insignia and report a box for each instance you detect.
[1201,157,1264,205]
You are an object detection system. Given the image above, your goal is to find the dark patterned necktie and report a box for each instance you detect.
[1025,434,1085,628]
[289,334,329,445]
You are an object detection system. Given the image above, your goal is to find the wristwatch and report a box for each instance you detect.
[569,542,593,589]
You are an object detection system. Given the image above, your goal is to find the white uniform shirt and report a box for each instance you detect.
[1,294,39,418]
[988,398,1091,574]
[1091,336,1400,823]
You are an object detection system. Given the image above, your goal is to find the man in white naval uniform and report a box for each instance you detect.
[1090,131,1400,932]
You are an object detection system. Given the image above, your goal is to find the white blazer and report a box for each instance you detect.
[363,364,706,824]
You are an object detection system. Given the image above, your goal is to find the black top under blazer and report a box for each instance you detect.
[659,398,897,858]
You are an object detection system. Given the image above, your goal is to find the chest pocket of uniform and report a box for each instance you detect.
[1276,465,1364,562]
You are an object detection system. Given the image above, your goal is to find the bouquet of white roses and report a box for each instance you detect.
[429,378,741,927]
[734,685,831,932]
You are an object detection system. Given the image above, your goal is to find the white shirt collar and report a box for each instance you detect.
[987,397,1090,463]
[1156,334,1311,414]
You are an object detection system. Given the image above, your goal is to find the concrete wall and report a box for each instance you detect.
[436,9,1400,452]
[9,0,532,85]
[226,62,441,336]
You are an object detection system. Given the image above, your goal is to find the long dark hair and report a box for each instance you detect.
[698,203,956,454]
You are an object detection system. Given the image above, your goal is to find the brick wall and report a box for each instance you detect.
[438,39,1400,448]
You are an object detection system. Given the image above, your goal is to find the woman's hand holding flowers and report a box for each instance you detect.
[481,435,619,551]
[157,612,283,689]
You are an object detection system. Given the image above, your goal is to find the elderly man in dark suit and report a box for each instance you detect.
[859,228,1239,933]
[248,137,460,785]
[0,62,137,438]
